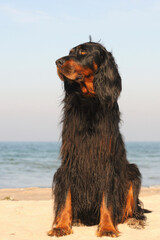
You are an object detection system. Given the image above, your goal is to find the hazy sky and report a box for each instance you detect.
[0,0,160,142]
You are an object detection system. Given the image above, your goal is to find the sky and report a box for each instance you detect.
[0,0,160,142]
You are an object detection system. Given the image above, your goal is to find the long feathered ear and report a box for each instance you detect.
[93,50,122,104]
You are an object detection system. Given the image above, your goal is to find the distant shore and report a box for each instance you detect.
[0,187,160,239]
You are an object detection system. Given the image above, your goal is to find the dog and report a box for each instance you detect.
[48,41,145,237]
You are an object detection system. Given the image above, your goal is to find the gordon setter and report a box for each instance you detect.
[48,41,145,237]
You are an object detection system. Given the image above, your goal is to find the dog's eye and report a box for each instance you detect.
[79,49,87,55]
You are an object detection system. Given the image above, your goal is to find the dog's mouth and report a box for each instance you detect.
[57,66,96,95]
[57,67,83,82]
[57,68,66,81]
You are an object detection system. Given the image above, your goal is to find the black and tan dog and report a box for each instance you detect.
[48,41,145,237]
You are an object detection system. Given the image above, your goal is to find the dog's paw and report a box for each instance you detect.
[96,228,119,238]
[126,218,145,229]
[48,227,73,237]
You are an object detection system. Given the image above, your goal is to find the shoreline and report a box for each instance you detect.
[0,186,160,201]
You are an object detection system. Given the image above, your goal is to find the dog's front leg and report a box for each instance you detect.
[48,190,73,237]
[96,193,119,237]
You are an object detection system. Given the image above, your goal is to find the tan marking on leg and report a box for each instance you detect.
[48,190,73,237]
[97,194,119,237]
[122,184,134,222]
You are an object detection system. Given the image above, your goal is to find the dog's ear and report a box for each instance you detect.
[93,50,122,104]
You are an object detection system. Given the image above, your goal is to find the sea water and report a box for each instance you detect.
[0,142,160,189]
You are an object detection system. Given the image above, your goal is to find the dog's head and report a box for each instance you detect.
[56,42,121,103]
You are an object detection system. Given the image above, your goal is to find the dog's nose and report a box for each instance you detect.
[56,58,65,67]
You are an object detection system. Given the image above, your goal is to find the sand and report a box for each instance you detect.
[0,187,160,240]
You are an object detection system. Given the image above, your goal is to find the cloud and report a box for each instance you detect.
[0,4,51,23]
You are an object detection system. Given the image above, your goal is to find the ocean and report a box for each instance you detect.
[0,142,160,189]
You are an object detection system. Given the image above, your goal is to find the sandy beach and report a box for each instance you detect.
[0,187,160,240]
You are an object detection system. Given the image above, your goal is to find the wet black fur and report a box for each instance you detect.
[53,42,145,228]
